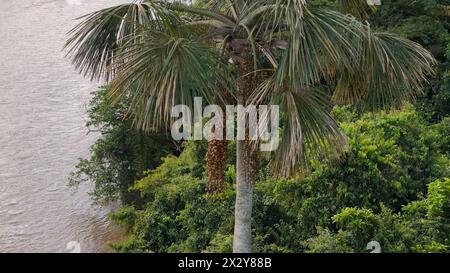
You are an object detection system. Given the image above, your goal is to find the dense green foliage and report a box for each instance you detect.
[109,107,450,253]
[71,0,450,253]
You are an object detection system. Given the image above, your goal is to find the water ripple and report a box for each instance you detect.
[0,0,129,253]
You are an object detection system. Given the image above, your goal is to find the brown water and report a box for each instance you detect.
[0,0,129,253]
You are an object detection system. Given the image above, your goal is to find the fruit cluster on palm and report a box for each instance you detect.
[66,0,435,252]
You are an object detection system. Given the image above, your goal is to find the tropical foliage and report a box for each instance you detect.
[108,106,450,253]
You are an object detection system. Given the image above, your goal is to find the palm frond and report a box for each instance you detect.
[195,0,239,19]
[169,1,236,27]
[333,28,436,109]
[335,0,376,20]
[271,8,361,92]
[266,83,347,177]
[108,28,233,132]
[65,1,178,81]
[257,0,307,36]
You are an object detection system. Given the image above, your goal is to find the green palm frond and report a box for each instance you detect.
[109,28,233,132]
[336,0,376,20]
[65,1,178,81]
[250,5,435,176]
[195,0,239,18]
[268,8,361,93]
[255,0,307,36]
[170,2,236,27]
[333,29,436,109]
[266,84,347,177]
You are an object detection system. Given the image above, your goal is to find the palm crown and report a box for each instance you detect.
[66,0,434,176]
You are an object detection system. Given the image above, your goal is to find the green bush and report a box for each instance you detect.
[307,179,450,253]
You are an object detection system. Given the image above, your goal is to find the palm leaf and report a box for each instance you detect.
[108,27,233,132]
[265,8,361,94]
[335,0,376,20]
[333,28,436,109]
[264,82,347,177]
[65,1,178,81]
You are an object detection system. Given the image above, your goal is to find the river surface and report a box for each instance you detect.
[0,0,129,252]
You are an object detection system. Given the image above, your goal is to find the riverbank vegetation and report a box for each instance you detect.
[69,0,450,253]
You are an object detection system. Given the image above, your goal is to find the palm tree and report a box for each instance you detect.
[66,0,435,253]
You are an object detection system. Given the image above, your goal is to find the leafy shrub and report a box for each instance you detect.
[307,179,450,253]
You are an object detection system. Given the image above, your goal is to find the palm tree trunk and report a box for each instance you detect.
[230,45,261,253]
[233,138,255,253]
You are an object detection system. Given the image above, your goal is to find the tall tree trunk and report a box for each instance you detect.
[232,48,260,253]
[233,137,258,252]
[233,139,253,253]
